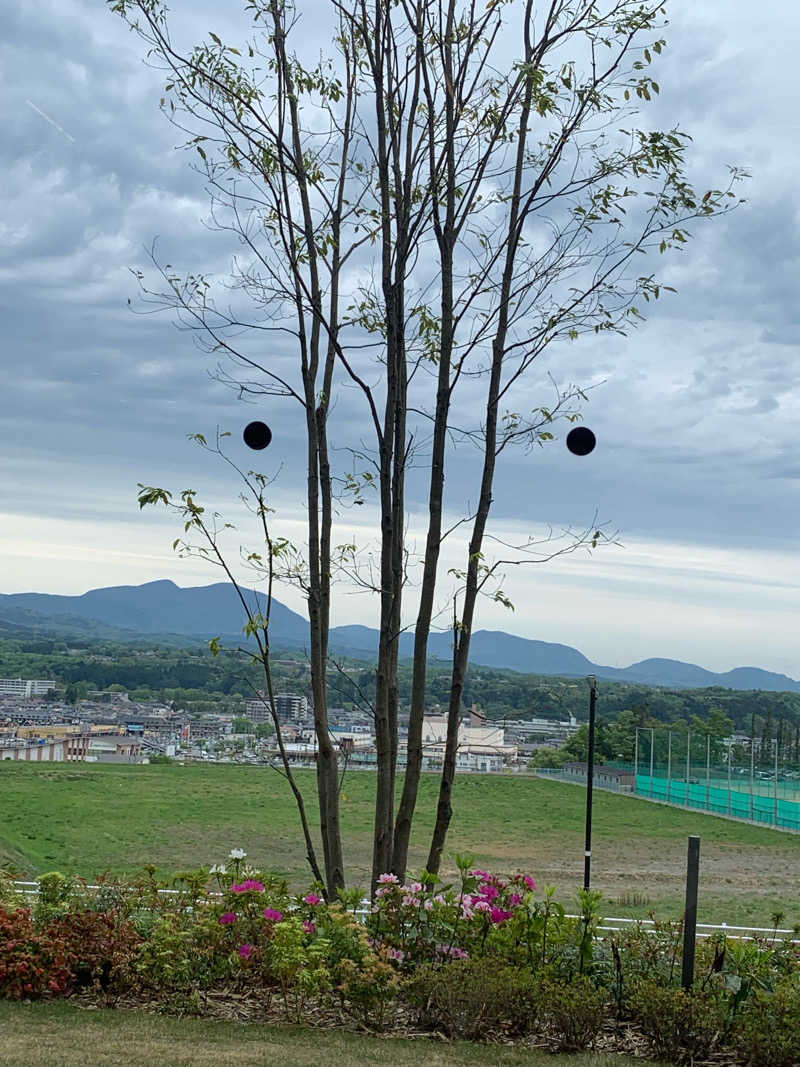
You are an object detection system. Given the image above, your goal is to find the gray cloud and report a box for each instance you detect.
[1,0,799,674]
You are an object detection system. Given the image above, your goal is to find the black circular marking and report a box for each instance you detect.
[243,421,273,450]
[566,426,596,456]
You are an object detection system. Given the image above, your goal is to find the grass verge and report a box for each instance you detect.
[0,1000,660,1067]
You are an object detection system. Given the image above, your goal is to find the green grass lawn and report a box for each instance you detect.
[0,1001,660,1067]
[1,762,798,925]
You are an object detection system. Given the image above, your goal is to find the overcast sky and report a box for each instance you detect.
[2,1,799,676]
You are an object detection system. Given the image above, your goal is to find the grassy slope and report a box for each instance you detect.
[0,1002,659,1067]
[0,762,798,925]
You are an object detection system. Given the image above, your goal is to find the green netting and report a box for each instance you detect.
[635,774,800,830]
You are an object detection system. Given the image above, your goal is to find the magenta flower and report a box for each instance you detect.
[509,893,523,907]
[231,879,265,893]
[478,883,499,902]
[522,875,537,891]
[238,943,253,959]
[490,906,513,925]
[263,907,284,922]
[219,912,237,925]
[304,892,321,906]
[303,920,315,935]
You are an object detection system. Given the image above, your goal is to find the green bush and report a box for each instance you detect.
[537,974,608,1051]
[628,980,726,1063]
[403,958,538,1039]
[729,979,800,1067]
[131,914,229,991]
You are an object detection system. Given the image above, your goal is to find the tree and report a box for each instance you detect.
[529,746,566,769]
[113,0,743,895]
[233,716,255,734]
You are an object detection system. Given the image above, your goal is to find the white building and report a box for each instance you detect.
[0,737,65,761]
[0,679,56,698]
[406,710,518,770]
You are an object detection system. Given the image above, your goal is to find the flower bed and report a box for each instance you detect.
[1,853,798,1063]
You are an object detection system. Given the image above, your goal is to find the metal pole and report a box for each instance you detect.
[727,741,732,816]
[686,730,691,807]
[583,676,597,892]
[706,734,711,811]
[681,835,701,990]
[650,727,654,797]
[667,731,672,803]
[775,739,779,827]
[634,727,639,783]
[750,738,755,822]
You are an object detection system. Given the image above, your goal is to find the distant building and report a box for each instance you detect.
[402,711,518,770]
[245,693,309,724]
[0,679,56,698]
[560,762,636,791]
[0,737,65,761]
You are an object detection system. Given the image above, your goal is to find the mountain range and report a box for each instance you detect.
[1,579,798,693]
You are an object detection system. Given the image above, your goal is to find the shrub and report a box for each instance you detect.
[729,979,800,1067]
[336,951,399,1030]
[0,906,72,1000]
[131,914,229,991]
[403,958,538,1039]
[33,872,79,924]
[628,980,726,1063]
[537,974,608,1051]
[46,909,141,993]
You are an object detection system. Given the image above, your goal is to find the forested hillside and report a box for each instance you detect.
[2,636,799,740]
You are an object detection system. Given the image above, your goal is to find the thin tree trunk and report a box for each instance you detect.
[426,0,535,875]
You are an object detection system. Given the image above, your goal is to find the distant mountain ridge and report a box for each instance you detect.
[1,580,798,693]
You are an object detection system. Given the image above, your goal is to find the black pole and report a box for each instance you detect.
[681,835,701,990]
[584,675,597,891]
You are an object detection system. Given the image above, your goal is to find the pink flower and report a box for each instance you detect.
[263,907,284,922]
[231,880,265,893]
[461,904,474,920]
[401,894,420,908]
[304,892,322,906]
[387,948,405,962]
[410,882,423,894]
[423,898,434,911]
[436,944,469,959]
[238,943,253,959]
[219,912,237,925]
[490,907,513,925]
[377,873,399,885]
[303,920,315,935]
[474,900,491,914]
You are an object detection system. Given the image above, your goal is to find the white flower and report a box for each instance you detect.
[228,848,247,860]
[209,864,227,875]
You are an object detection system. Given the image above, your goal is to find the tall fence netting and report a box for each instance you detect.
[627,728,800,831]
